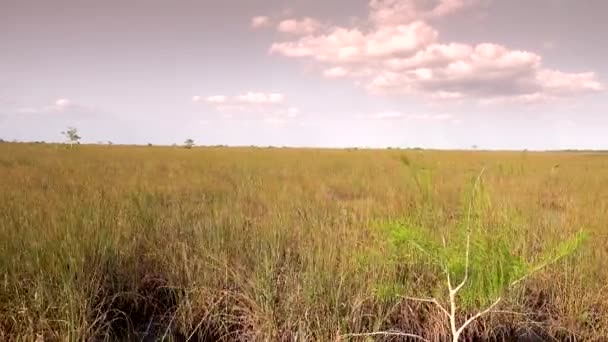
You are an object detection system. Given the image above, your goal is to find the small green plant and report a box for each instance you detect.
[345,169,588,342]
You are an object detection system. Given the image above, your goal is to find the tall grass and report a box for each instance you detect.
[0,143,607,341]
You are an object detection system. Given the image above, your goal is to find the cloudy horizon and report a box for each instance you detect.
[1,0,607,150]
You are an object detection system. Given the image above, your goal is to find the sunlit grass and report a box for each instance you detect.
[0,143,607,341]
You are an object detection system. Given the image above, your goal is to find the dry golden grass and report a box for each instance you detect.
[0,143,607,341]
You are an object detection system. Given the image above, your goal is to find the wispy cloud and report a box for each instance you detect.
[0,98,107,121]
[277,17,323,35]
[372,111,454,122]
[251,16,272,28]
[193,92,298,125]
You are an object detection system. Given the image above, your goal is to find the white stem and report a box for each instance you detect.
[454,297,501,340]
[449,289,458,342]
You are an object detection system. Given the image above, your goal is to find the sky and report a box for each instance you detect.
[1,0,607,150]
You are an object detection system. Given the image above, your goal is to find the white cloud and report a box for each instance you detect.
[286,107,299,118]
[432,113,454,121]
[270,21,438,62]
[369,0,482,25]
[19,98,73,113]
[373,111,455,121]
[323,66,350,78]
[264,117,288,126]
[205,95,228,104]
[9,98,102,117]
[55,98,71,108]
[251,16,272,28]
[277,17,323,35]
[374,111,403,119]
[236,92,284,104]
[196,92,298,125]
[263,0,602,104]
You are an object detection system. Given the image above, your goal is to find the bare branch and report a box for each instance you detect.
[455,297,502,337]
[402,296,450,317]
[446,269,453,292]
[510,253,565,288]
[452,231,470,294]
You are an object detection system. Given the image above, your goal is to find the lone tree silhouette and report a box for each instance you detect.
[184,138,195,149]
[61,127,81,148]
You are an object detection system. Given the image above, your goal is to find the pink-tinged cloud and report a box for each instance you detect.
[286,107,299,118]
[199,92,298,125]
[205,95,228,103]
[251,16,272,28]
[10,98,104,118]
[55,98,71,107]
[277,17,323,35]
[197,92,284,106]
[263,0,602,103]
[369,0,482,25]
[323,67,350,78]
[536,70,603,94]
[236,92,284,104]
[372,111,455,121]
[270,21,437,62]
[374,111,403,119]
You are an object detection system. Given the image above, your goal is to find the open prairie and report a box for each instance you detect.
[1,143,607,341]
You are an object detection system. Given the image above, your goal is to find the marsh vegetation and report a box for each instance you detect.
[1,144,606,341]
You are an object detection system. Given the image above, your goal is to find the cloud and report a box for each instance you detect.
[369,0,482,25]
[286,107,299,118]
[55,98,71,108]
[263,0,602,104]
[251,16,272,28]
[277,17,323,35]
[4,98,105,119]
[192,93,283,105]
[204,95,228,103]
[323,67,350,78]
[374,111,403,119]
[195,92,297,125]
[373,111,455,121]
[270,21,438,62]
[236,92,284,104]
[16,98,74,114]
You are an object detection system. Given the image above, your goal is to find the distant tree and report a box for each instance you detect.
[471,144,479,150]
[147,143,153,147]
[61,127,81,148]
[0,138,5,143]
[108,141,113,146]
[184,139,195,149]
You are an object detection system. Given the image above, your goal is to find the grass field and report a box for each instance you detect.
[1,143,607,341]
